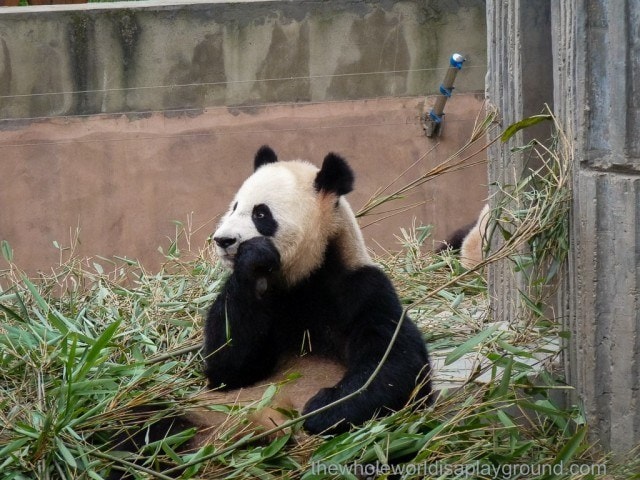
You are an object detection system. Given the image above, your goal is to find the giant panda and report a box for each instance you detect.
[106,147,433,478]
[202,145,433,434]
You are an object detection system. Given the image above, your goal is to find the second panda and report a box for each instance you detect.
[205,146,433,434]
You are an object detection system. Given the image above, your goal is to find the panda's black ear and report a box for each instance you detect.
[254,146,278,171]
[314,153,354,196]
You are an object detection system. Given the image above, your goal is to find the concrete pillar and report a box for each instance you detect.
[485,0,553,323]
[489,0,640,454]
[552,0,640,454]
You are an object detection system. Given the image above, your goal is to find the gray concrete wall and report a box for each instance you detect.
[0,0,486,119]
[0,1,488,275]
[485,0,554,323]
[488,0,640,455]
[552,0,640,455]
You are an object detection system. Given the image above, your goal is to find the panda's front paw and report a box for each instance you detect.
[235,237,281,282]
[302,387,349,434]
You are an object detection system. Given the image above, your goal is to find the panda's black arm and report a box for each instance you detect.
[203,238,281,390]
[302,266,432,433]
[203,275,279,389]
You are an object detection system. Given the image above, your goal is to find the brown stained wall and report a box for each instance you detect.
[0,0,488,274]
[0,95,487,274]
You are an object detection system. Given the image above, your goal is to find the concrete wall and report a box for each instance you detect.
[0,1,488,274]
[488,0,640,455]
[0,0,486,118]
[485,0,554,323]
[553,0,640,455]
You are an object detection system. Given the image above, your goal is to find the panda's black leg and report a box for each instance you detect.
[302,320,431,434]
[203,237,281,390]
[301,264,431,433]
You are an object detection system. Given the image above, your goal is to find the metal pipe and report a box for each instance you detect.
[422,53,465,137]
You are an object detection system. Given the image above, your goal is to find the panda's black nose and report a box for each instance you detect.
[214,236,237,249]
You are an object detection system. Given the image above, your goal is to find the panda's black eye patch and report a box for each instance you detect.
[252,204,278,236]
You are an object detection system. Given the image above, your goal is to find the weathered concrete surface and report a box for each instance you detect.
[0,95,487,274]
[488,0,640,455]
[0,0,486,119]
[552,0,640,455]
[485,0,553,323]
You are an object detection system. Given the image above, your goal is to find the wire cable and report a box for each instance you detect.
[0,65,486,100]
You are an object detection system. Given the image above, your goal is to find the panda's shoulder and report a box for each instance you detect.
[345,264,397,292]
[321,254,397,300]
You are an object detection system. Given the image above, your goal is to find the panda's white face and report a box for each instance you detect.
[213,147,372,285]
[213,160,331,282]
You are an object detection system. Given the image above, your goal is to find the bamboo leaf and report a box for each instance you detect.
[553,426,587,465]
[73,320,121,382]
[22,276,49,314]
[493,355,514,398]
[55,437,78,469]
[496,409,516,429]
[445,324,500,365]
[182,445,215,477]
[0,302,24,322]
[1,240,13,262]
[261,433,290,459]
[501,114,552,142]
[0,437,30,457]
[451,292,464,309]
[255,384,278,410]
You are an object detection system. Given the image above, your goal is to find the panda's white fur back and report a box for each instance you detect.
[459,203,490,269]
